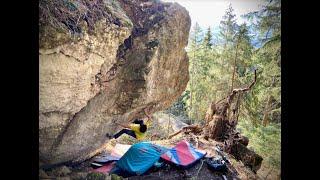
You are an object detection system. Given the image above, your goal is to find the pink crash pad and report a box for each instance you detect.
[92,161,116,174]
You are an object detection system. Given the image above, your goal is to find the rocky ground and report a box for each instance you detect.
[38,0,271,179]
[39,113,258,180]
[39,140,257,180]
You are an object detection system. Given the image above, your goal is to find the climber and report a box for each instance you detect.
[110,108,152,140]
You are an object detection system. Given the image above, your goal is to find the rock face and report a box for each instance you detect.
[153,112,188,132]
[39,0,190,165]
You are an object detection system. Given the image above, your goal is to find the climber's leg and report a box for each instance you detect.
[113,129,136,139]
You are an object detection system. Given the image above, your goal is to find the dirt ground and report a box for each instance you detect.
[81,135,256,179]
[40,115,261,180]
[127,156,241,180]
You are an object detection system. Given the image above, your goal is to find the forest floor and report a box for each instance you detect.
[39,112,263,180]
[40,134,258,180]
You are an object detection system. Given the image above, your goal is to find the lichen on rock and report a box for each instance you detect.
[39,0,191,165]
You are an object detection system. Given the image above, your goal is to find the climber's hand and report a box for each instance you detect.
[144,107,152,116]
[112,119,117,124]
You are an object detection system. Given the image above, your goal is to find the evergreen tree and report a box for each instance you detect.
[187,23,203,121]
[202,27,213,48]
[219,4,237,48]
[166,0,281,176]
[232,23,254,88]
[245,0,281,45]
[242,0,281,126]
[215,4,238,98]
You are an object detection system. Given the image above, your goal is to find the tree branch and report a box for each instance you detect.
[227,70,257,105]
[168,124,202,139]
[233,70,256,93]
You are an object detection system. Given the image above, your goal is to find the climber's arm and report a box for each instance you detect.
[146,116,152,124]
[144,108,152,124]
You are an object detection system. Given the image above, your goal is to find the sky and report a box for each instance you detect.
[162,0,265,29]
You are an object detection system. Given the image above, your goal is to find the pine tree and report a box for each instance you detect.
[245,0,281,45]
[242,0,281,126]
[216,4,238,99]
[233,23,254,87]
[202,27,213,48]
[166,1,281,175]
[187,23,203,121]
[219,4,237,49]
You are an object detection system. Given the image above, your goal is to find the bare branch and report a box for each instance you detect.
[168,124,202,139]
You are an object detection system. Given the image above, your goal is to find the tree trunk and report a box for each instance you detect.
[227,142,263,173]
[230,38,240,93]
[204,70,257,141]
[228,39,240,120]
[189,39,196,121]
[262,95,272,127]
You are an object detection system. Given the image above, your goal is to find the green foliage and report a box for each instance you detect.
[86,172,106,180]
[219,4,237,45]
[165,91,189,118]
[202,27,213,48]
[237,120,281,169]
[166,2,281,174]
[245,0,281,43]
[241,0,281,125]
[111,174,123,180]
[169,1,281,125]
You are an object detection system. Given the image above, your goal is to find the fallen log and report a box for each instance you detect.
[167,70,262,173]
[201,70,262,172]
[238,136,249,147]
[226,142,263,173]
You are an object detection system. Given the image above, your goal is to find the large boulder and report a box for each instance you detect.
[39,0,191,165]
